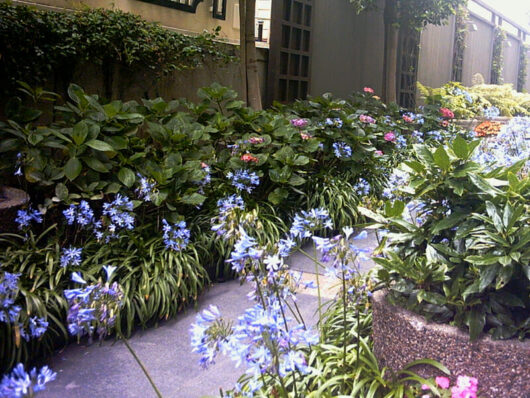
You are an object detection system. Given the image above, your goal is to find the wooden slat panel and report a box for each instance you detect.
[462,16,495,85]
[502,36,520,86]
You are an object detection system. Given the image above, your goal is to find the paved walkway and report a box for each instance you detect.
[40,232,379,398]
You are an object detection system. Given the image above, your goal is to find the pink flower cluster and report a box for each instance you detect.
[421,375,478,398]
[248,136,264,144]
[359,114,376,124]
[440,107,455,119]
[363,87,375,94]
[403,115,414,123]
[290,118,308,128]
[384,132,396,142]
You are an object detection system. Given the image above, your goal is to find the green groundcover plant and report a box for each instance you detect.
[361,138,530,341]
[0,82,441,374]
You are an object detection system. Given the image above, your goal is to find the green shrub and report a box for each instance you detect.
[362,140,530,340]
[0,3,234,94]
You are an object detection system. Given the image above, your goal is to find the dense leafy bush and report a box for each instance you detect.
[0,4,234,94]
[362,139,530,340]
[418,81,530,118]
[0,83,426,371]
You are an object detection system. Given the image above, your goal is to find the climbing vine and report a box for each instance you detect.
[517,44,528,92]
[0,4,235,96]
[451,6,468,82]
[490,27,506,85]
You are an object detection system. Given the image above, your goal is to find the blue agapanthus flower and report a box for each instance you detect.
[60,247,83,268]
[332,142,352,158]
[353,178,370,196]
[0,271,21,323]
[482,106,500,119]
[0,363,56,397]
[15,208,42,230]
[162,219,190,251]
[227,229,263,273]
[227,170,260,193]
[63,200,95,227]
[289,208,333,239]
[135,173,157,202]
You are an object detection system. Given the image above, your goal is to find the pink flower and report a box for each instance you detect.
[200,162,208,169]
[241,154,259,163]
[375,150,383,156]
[440,107,455,119]
[384,132,396,142]
[421,384,430,390]
[403,115,414,123]
[456,376,478,392]
[436,376,451,389]
[290,118,308,128]
[422,395,430,398]
[359,114,376,124]
[451,386,476,398]
[248,136,264,144]
[364,87,375,94]
[300,132,312,140]
[440,120,449,127]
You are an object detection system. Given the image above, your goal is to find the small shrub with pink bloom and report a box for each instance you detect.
[290,118,308,128]
[420,375,479,398]
[384,131,396,142]
[439,107,455,119]
[359,114,376,124]
[364,87,375,94]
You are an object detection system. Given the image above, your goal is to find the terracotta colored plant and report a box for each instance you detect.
[474,121,502,137]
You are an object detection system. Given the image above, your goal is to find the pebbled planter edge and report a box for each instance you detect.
[371,289,530,398]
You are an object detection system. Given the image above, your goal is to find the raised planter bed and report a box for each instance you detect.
[371,289,530,398]
[0,186,29,233]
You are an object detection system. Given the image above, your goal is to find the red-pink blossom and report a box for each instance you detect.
[375,150,383,156]
[440,107,455,119]
[436,376,451,389]
[384,132,396,142]
[241,154,259,163]
[290,118,308,128]
[248,136,264,144]
[403,115,414,123]
[300,132,312,140]
[359,114,376,124]
[363,87,375,94]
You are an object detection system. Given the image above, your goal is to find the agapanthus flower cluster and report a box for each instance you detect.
[325,118,343,128]
[411,130,424,143]
[227,229,263,273]
[0,363,56,398]
[482,106,500,119]
[474,117,530,174]
[452,88,473,104]
[191,299,317,395]
[353,178,370,196]
[60,247,83,268]
[135,173,157,202]
[289,208,333,239]
[162,219,190,251]
[426,130,444,142]
[0,271,21,324]
[20,316,49,342]
[0,271,48,341]
[101,194,135,240]
[382,168,409,199]
[63,200,95,227]
[395,134,407,149]
[211,195,246,239]
[64,267,123,341]
[332,142,352,158]
[14,153,23,177]
[312,227,370,280]
[15,208,42,230]
[227,169,260,193]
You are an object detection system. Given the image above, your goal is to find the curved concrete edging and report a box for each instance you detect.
[371,289,530,398]
[0,186,29,233]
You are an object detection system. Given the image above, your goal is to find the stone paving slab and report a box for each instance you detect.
[40,231,379,398]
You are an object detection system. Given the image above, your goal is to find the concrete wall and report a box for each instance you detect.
[502,34,520,86]
[461,15,495,85]
[61,47,267,103]
[311,0,384,98]
[13,0,242,43]
[417,16,455,88]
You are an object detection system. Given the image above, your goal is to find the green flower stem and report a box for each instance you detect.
[118,332,163,398]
